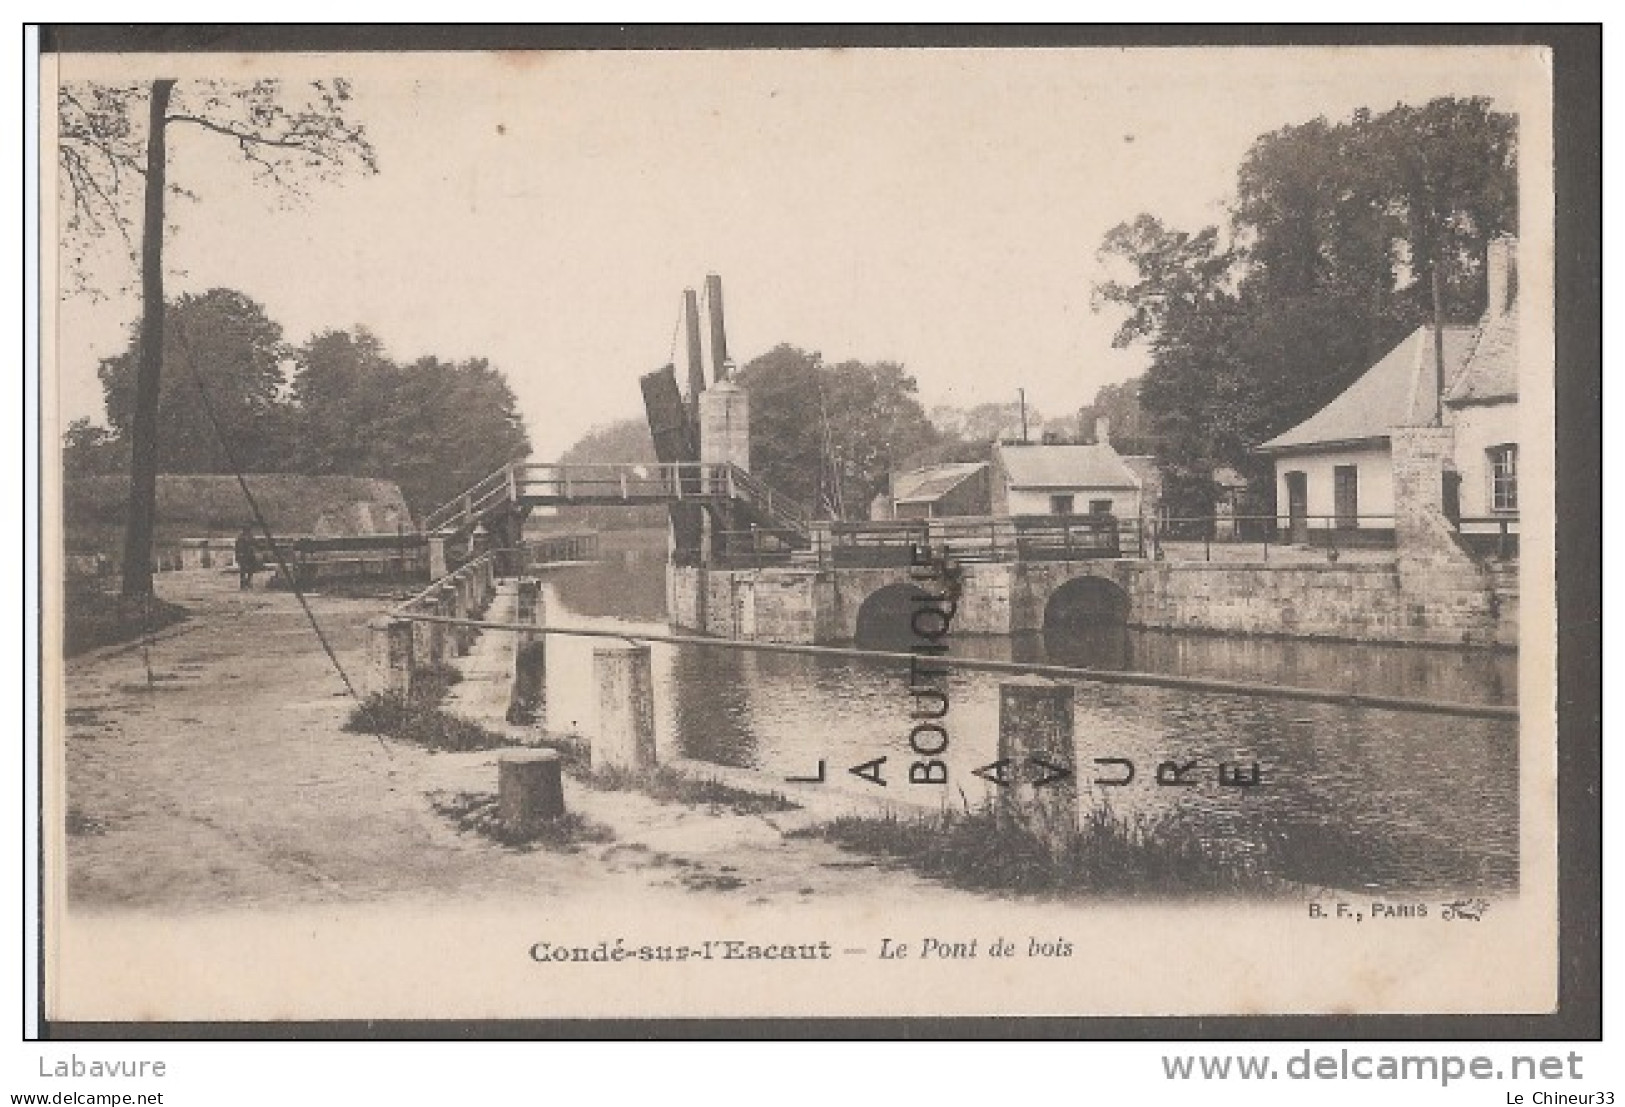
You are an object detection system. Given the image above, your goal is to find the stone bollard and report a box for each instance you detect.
[455,570,473,617]
[515,577,540,622]
[456,573,479,651]
[412,604,445,672]
[422,606,445,667]
[593,641,656,774]
[508,580,547,726]
[438,583,464,656]
[997,676,1077,859]
[498,749,566,830]
[428,536,449,580]
[507,578,546,724]
[368,616,415,698]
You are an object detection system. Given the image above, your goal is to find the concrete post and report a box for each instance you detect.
[498,749,566,829]
[368,616,415,698]
[593,641,656,774]
[440,582,467,656]
[411,611,437,671]
[508,579,547,725]
[997,676,1077,859]
[428,535,449,580]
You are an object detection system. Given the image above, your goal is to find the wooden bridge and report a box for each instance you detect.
[422,460,814,545]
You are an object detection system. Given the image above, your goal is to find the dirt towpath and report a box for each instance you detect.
[60,570,974,914]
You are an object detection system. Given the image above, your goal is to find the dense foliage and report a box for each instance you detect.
[736,344,938,518]
[1093,97,1517,515]
[70,294,532,520]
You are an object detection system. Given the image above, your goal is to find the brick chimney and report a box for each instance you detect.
[1094,414,1111,445]
[1485,235,1517,318]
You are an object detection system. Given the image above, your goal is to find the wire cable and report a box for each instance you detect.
[172,326,364,707]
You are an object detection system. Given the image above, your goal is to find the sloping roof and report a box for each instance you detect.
[1256,325,1478,453]
[1446,306,1519,404]
[893,462,987,504]
[66,474,415,536]
[996,442,1140,490]
[1121,455,1161,486]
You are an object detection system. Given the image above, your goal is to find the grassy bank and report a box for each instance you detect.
[344,663,518,752]
[792,803,1291,898]
[581,761,799,816]
[64,588,188,657]
[428,790,614,850]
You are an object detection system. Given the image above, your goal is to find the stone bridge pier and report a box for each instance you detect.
[668,551,1514,649]
[667,560,1139,645]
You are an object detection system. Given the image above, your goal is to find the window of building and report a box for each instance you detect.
[1488,444,1518,512]
[1333,465,1358,529]
[1049,494,1074,516]
[1089,499,1114,515]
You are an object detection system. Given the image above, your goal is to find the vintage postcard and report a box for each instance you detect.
[40,37,1564,1025]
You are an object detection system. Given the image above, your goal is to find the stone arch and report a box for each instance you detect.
[1043,573,1131,630]
[853,581,937,647]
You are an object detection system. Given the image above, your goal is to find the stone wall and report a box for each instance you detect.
[667,556,1513,649]
[1125,562,1503,646]
[1388,426,1498,644]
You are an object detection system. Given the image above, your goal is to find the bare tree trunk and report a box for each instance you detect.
[119,79,174,597]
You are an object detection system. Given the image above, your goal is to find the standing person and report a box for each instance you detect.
[234,526,260,590]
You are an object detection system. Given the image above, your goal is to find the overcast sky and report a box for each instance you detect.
[50,46,1540,459]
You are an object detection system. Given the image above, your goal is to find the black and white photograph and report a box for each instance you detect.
[38,32,1572,1026]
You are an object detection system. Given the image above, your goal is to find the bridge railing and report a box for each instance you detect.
[714,514,1144,569]
[424,459,820,544]
[722,464,813,531]
[510,461,738,502]
[1454,515,1519,561]
[1148,513,1396,563]
[423,464,518,535]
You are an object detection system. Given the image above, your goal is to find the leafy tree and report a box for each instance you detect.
[897,433,991,473]
[736,344,939,519]
[61,417,127,479]
[1092,215,1237,348]
[96,288,291,474]
[287,331,531,519]
[957,401,1045,445]
[1076,377,1155,453]
[59,77,376,595]
[1094,96,1517,516]
[288,327,395,475]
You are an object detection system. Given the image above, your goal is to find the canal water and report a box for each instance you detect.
[536,529,1519,896]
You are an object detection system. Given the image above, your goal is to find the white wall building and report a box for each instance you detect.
[990,441,1142,521]
[1257,235,1521,550]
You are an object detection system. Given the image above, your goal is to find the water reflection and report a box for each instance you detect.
[540,530,1519,895]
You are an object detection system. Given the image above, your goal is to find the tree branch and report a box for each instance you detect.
[165,112,320,150]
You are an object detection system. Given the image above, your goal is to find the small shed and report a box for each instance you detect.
[887,462,991,520]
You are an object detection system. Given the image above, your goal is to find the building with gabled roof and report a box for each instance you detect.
[990,440,1142,520]
[1257,235,1521,549]
[884,461,991,520]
